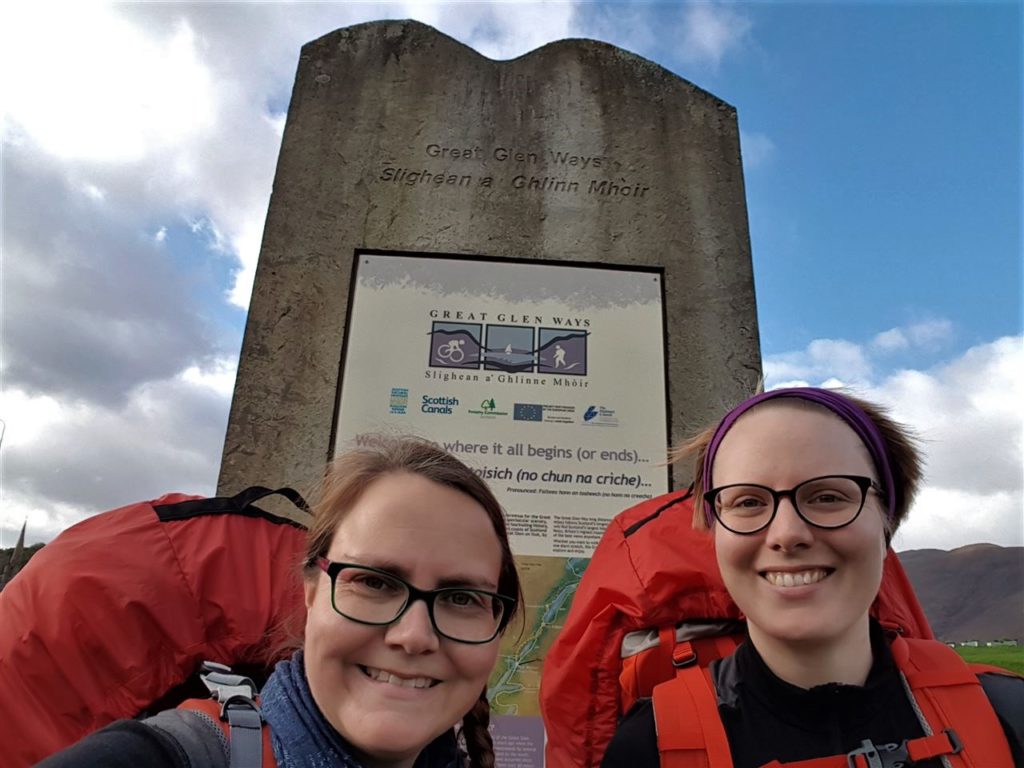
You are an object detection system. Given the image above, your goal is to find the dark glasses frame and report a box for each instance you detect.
[313,557,515,644]
[703,474,885,535]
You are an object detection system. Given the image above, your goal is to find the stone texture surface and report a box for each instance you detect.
[218,20,761,500]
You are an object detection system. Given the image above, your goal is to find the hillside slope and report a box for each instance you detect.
[899,544,1023,642]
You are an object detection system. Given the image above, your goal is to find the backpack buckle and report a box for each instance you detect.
[218,692,263,725]
[943,728,963,755]
[671,640,697,668]
[199,660,258,702]
[846,739,908,768]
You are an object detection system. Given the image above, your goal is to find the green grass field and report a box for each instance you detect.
[954,645,1024,674]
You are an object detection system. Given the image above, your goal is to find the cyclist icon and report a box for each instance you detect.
[436,339,466,363]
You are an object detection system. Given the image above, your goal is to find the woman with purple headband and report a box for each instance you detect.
[602,387,1022,768]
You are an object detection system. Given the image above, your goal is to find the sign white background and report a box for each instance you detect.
[335,253,669,557]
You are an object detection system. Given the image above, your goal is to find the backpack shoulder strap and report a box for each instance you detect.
[893,637,1016,768]
[174,662,276,768]
[179,699,275,768]
[143,708,229,768]
[651,641,733,768]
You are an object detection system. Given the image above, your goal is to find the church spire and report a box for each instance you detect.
[1,519,28,588]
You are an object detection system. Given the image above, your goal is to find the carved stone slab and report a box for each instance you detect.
[218,20,761,497]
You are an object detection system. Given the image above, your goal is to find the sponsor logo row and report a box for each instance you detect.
[389,387,617,426]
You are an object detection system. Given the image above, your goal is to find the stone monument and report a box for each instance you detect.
[219,20,761,501]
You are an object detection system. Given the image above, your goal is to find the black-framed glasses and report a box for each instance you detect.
[314,558,514,644]
[704,474,885,535]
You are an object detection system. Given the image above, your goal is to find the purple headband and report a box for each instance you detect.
[701,387,897,526]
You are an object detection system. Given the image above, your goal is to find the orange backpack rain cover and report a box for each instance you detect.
[539,490,934,768]
[0,489,308,766]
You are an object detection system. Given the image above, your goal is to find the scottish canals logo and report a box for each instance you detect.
[468,397,509,418]
[421,395,458,415]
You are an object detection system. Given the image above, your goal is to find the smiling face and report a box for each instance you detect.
[711,402,888,653]
[303,471,504,768]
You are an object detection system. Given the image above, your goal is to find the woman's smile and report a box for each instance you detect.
[759,567,833,588]
[359,665,440,689]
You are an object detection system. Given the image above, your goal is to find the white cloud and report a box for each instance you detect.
[680,3,752,69]
[766,333,1024,551]
[181,357,240,399]
[83,184,106,202]
[872,319,954,353]
[0,361,234,544]
[764,338,873,386]
[892,486,1022,552]
[1,6,216,163]
[409,1,577,60]
[740,131,775,170]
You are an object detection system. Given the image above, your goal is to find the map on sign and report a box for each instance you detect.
[489,555,589,715]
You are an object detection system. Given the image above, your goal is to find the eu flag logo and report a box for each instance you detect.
[514,404,543,421]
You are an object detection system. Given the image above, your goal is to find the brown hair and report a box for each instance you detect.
[303,434,521,768]
[671,391,923,537]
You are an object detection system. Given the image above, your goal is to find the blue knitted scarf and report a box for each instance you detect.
[260,652,463,768]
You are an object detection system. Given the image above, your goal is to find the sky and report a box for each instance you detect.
[1,1,1021,553]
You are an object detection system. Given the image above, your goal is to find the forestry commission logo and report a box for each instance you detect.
[468,397,509,418]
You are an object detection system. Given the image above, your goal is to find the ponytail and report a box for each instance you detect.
[459,687,495,768]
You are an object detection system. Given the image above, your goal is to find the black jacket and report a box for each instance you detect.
[602,627,1023,768]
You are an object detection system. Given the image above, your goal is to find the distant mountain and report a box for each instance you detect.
[898,544,1023,643]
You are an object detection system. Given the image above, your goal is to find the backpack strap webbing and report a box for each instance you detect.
[759,730,962,767]
[652,640,733,768]
[892,637,1016,767]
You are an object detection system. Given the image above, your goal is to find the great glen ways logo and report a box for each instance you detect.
[427,321,588,376]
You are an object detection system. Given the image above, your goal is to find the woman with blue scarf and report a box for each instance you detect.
[40,436,522,768]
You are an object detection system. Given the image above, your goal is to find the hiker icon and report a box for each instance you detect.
[553,344,567,368]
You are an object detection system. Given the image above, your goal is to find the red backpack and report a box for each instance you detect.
[0,487,308,766]
[539,490,1015,768]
